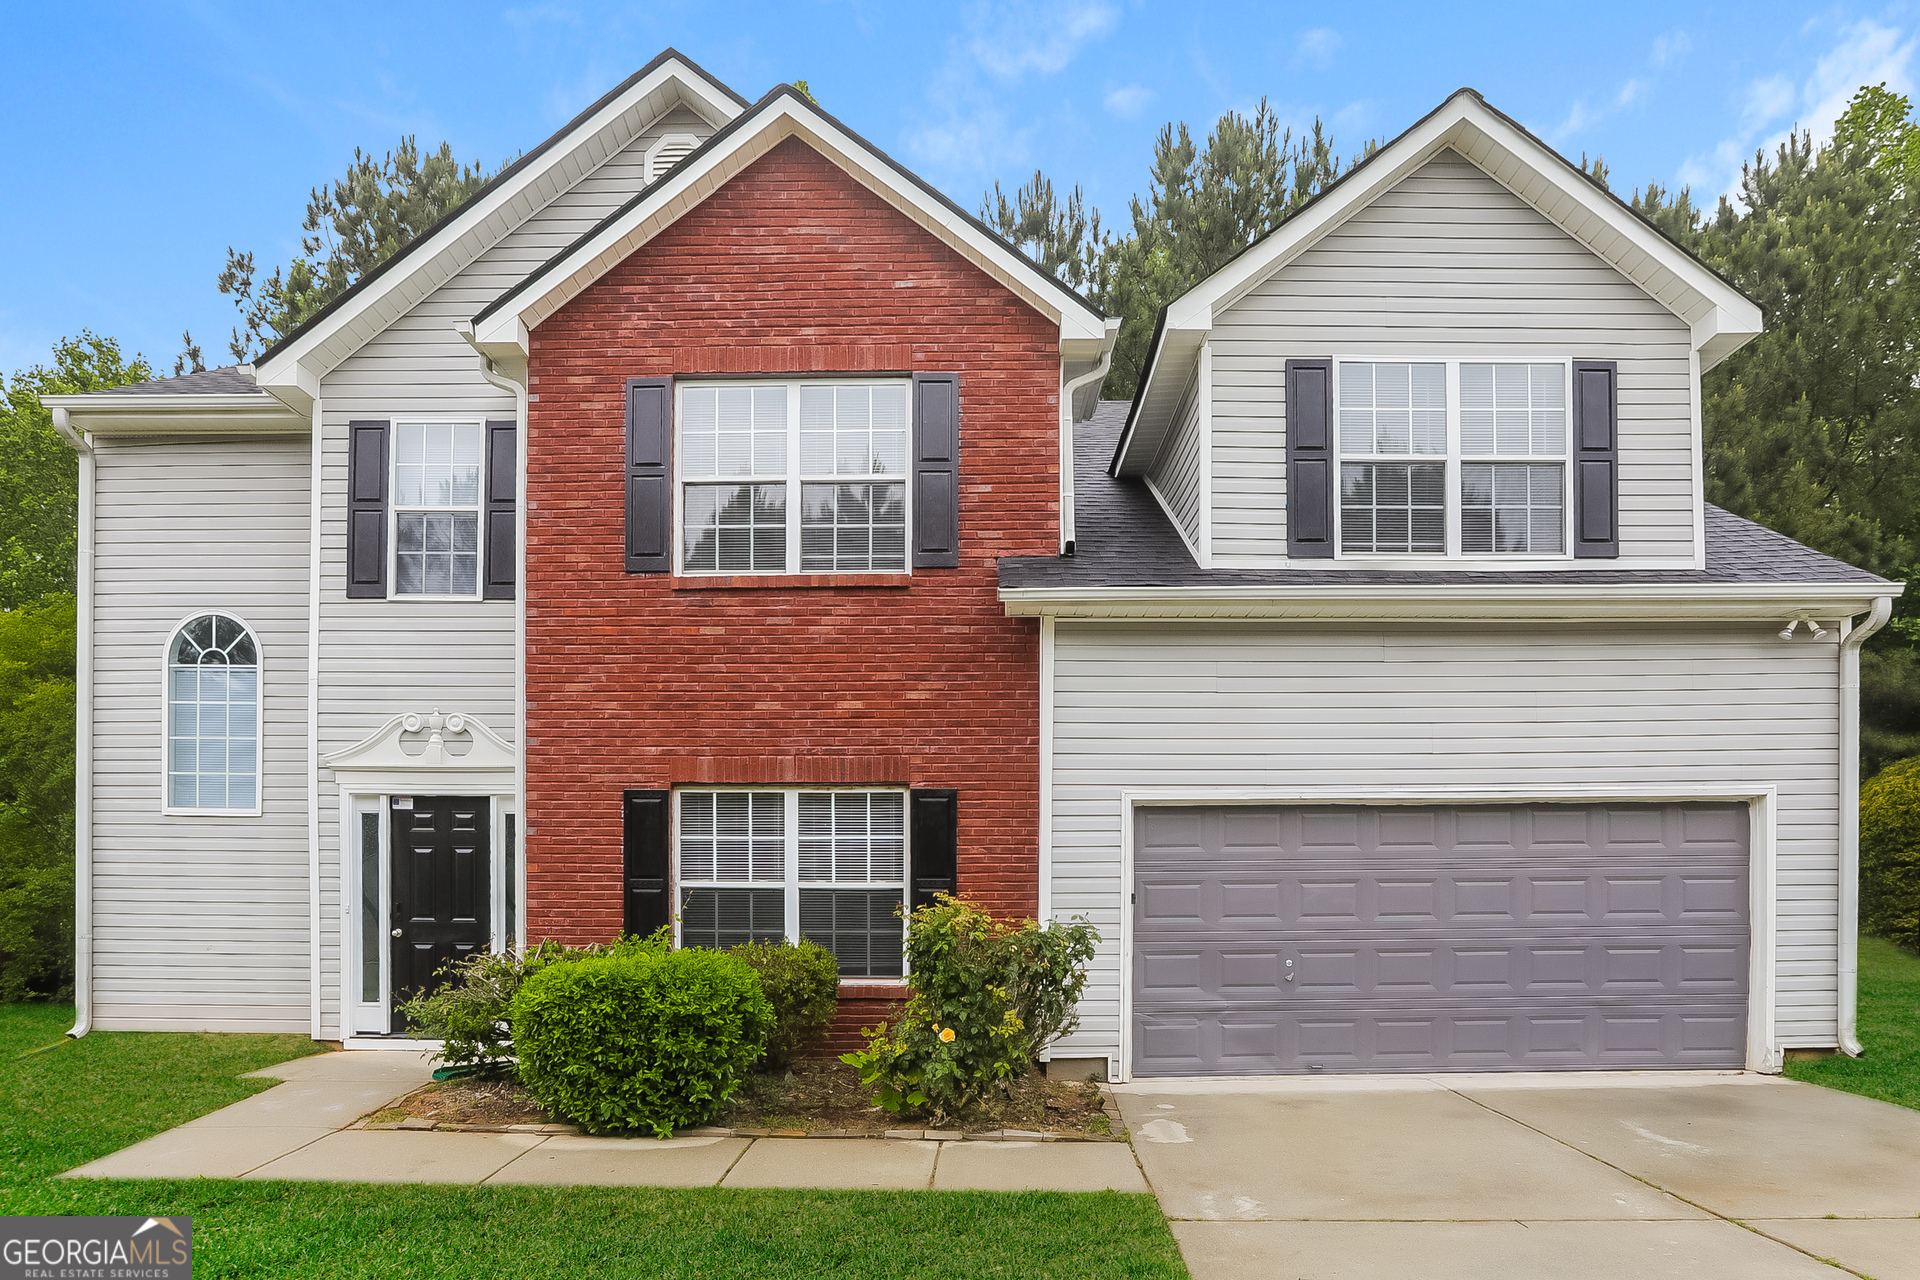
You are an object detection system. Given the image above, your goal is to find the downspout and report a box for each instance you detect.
[1838,594,1893,1057]
[1058,333,1116,554]
[476,353,528,952]
[51,408,93,1038]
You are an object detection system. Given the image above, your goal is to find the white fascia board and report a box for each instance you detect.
[474,98,1107,354]
[999,581,1899,623]
[1112,324,1207,476]
[252,60,743,394]
[39,392,307,436]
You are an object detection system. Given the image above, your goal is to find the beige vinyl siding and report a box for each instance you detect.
[1145,372,1203,553]
[311,105,718,1036]
[1210,149,1696,566]
[1046,621,1844,1066]
[89,435,310,1033]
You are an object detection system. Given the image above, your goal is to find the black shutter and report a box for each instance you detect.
[625,378,673,574]
[347,421,390,598]
[908,788,958,913]
[912,373,960,568]
[1285,359,1334,558]
[622,789,671,938]
[483,419,517,600]
[1572,360,1620,559]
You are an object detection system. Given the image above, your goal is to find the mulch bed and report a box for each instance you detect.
[371,1058,1118,1139]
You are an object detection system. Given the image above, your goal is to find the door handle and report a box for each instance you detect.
[391,928,403,938]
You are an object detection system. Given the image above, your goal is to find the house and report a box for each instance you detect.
[45,56,1896,1081]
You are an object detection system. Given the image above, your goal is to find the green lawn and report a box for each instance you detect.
[0,1004,1185,1279]
[1785,934,1920,1110]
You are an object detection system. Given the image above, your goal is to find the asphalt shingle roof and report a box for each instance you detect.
[97,367,263,396]
[998,402,1892,590]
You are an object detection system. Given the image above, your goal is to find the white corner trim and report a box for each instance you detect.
[1198,340,1214,570]
[1038,616,1055,924]
[307,394,323,1040]
[1690,348,1707,570]
[68,428,95,1038]
[1108,783,1784,1083]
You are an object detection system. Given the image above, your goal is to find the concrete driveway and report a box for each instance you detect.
[1111,1072,1920,1280]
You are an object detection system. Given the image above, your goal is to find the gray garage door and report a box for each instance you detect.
[1133,803,1749,1076]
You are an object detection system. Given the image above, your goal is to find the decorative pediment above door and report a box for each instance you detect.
[324,709,516,793]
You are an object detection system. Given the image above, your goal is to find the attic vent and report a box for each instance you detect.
[646,134,699,183]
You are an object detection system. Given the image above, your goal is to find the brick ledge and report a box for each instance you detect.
[671,573,913,591]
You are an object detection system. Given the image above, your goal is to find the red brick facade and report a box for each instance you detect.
[522,139,1060,1028]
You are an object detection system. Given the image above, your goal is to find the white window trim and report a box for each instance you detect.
[389,418,486,601]
[1330,357,1574,566]
[671,786,910,978]
[160,609,264,818]
[673,379,914,578]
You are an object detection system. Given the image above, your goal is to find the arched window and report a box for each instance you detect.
[167,614,260,812]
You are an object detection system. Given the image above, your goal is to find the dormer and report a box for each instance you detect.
[1108,89,1762,573]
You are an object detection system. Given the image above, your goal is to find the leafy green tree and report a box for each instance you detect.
[219,137,505,362]
[0,334,153,611]
[0,594,76,1000]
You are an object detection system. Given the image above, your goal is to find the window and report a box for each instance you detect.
[1333,360,1570,557]
[393,422,483,595]
[679,381,909,575]
[676,789,906,977]
[166,614,259,812]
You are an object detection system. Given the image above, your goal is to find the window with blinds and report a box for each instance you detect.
[676,789,905,977]
[392,421,484,595]
[679,381,910,576]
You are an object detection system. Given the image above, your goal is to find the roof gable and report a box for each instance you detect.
[1111,88,1763,477]
[468,86,1108,357]
[250,49,747,410]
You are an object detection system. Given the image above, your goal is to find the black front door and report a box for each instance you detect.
[390,796,490,1034]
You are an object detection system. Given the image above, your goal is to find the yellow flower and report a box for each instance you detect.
[939,1027,956,1043]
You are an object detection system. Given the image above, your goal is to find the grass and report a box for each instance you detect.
[0,1004,1185,1279]
[1785,934,1920,1110]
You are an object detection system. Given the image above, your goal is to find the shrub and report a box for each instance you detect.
[842,895,1099,1126]
[510,946,773,1137]
[1861,756,1920,951]
[728,939,839,1068]
[397,930,669,1069]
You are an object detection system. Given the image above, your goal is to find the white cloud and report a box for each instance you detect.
[1295,27,1342,70]
[1615,79,1649,109]
[905,0,1120,176]
[1102,83,1154,118]
[1651,29,1692,68]
[967,1,1118,78]
[1682,18,1917,202]
[1549,99,1598,143]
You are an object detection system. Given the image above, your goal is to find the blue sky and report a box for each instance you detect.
[2,1,1915,380]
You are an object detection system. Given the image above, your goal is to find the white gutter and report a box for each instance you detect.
[1058,322,1119,553]
[1000,581,1900,623]
[51,408,93,1038]
[1838,594,1892,1056]
[306,395,323,1040]
[474,348,528,952]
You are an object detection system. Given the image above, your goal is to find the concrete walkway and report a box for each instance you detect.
[1112,1071,1920,1280]
[62,1050,1148,1194]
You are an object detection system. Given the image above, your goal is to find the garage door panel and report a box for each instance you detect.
[1132,802,1749,1075]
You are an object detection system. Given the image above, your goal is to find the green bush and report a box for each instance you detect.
[1862,756,1920,951]
[0,595,76,1002]
[510,946,773,1137]
[728,939,839,1068]
[396,931,669,1069]
[842,895,1099,1126]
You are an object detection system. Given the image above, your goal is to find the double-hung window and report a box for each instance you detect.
[679,381,909,575]
[393,422,483,596]
[1334,360,1570,558]
[676,789,906,977]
